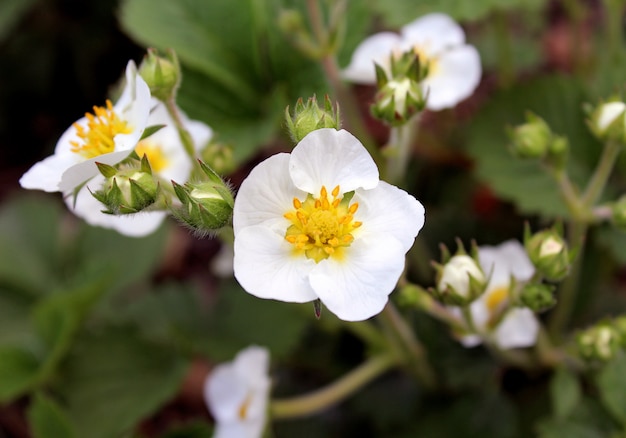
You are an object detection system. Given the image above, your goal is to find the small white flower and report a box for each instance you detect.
[20,61,152,193]
[453,240,539,349]
[67,100,212,237]
[204,346,271,438]
[233,128,425,321]
[438,254,485,300]
[342,13,481,111]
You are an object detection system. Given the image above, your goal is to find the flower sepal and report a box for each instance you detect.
[138,48,181,101]
[519,283,556,312]
[285,95,341,144]
[91,155,160,215]
[171,160,234,234]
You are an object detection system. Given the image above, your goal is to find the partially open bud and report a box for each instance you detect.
[586,99,626,143]
[434,253,486,306]
[507,112,552,159]
[91,156,159,215]
[138,48,181,101]
[285,95,341,144]
[577,323,622,362]
[171,160,234,234]
[525,226,571,282]
[519,283,556,312]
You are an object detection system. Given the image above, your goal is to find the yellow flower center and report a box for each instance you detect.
[412,45,439,76]
[135,141,169,173]
[238,393,253,420]
[70,99,132,159]
[486,286,509,313]
[284,185,362,263]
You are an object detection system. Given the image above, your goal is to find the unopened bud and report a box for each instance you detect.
[507,112,553,159]
[138,48,181,101]
[577,323,621,362]
[434,254,486,306]
[285,95,341,144]
[371,77,425,127]
[525,227,571,281]
[92,156,159,214]
[586,99,626,143]
[519,283,556,312]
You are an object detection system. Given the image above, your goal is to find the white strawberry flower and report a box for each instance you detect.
[233,128,425,321]
[342,13,481,111]
[204,346,271,438]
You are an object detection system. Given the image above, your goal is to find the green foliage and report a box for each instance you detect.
[27,393,76,438]
[550,367,582,419]
[596,354,626,425]
[0,345,41,401]
[466,76,599,217]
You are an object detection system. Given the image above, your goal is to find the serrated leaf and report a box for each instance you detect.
[596,354,626,425]
[466,76,599,217]
[58,328,188,438]
[27,392,76,438]
[550,367,582,419]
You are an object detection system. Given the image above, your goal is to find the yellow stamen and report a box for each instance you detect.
[70,100,132,159]
[135,141,169,173]
[486,287,509,313]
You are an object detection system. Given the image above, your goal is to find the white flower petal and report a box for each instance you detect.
[115,61,152,131]
[206,365,250,423]
[233,153,306,233]
[67,180,166,237]
[58,150,134,193]
[289,129,379,194]
[353,181,425,252]
[19,154,77,192]
[422,45,481,111]
[341,32,402,84]
[309,236,405,321]
[479,240,534,291]
[401,13,465,55]
[494,308,539,349]
[234,225,317,303]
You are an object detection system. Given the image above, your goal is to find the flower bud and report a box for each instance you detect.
[524,227,571,281]
[92,157,159,215]
[371,77,425,127]
[138,48,181,101]
[171,160,234,234]
[434,254,486,306]
[507,112,552,159]
[577,323,621,362]
[519,283,556,312]
[200,140,235,176]
[587,99,626,143]
[285,95,341,144]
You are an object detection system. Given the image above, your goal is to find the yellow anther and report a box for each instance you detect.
[353,221,362,228]
[286,235,297,243]
[349,203,359,214]
[293,198,302,209]
[331,185,340,198]
[320,186,328,198]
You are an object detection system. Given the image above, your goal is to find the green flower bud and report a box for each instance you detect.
[371,77,425,127]
[434,254,486,306]
[171,160,234,234]
[586,99,626,143]
[577,323,622,362]
[507,112,553,159]
[285,95,341,144]
[200,140,235,176]
[519,283,556,312]
[525,227,571,281]
[138,48,181,101]
[92,156,159,214]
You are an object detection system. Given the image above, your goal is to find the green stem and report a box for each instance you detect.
[270,353,397,419]
[378,302,437,389]
[164,97,197,161]
[384,117,419,185]
[551,168,585,219]
[581,139,622,209]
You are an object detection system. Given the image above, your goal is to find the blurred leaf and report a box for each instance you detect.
[536,418,606,438]
[160,421,213,438]
[203,280,310,361]
[466,75,598,217]
[59,328,188,438]
[550,367,581,419]
[0,195,64,296]
[0,0,37,42]
[0,287,36,345]
[372,0,547,26]
[596,226,626,265]
[27,392,76,438]
[596,354,626,425]
[0,345,41,402]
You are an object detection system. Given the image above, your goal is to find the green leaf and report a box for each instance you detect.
[0,287,36,346]
[466,75,598,217]
[550,367,582,419]
[596,354,626,425]
[536,418,606,438]
[27,392,76,438]
[372,0,547,26]
[203,280,310,361]
[58,328,188,438]
[0,345,41,402]
[596,226,626,265]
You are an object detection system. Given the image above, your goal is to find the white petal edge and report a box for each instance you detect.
[341,32,402,84]
[233,153,306,233]
[494,308,539,349]
[479,240,534,291]
[234,225,317,303]
[352,181,425,252]
[309,235,406,321]
[400,13,465,55]
[19,154,77,192]
[422,45,481,111]
[289,129,379,194]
